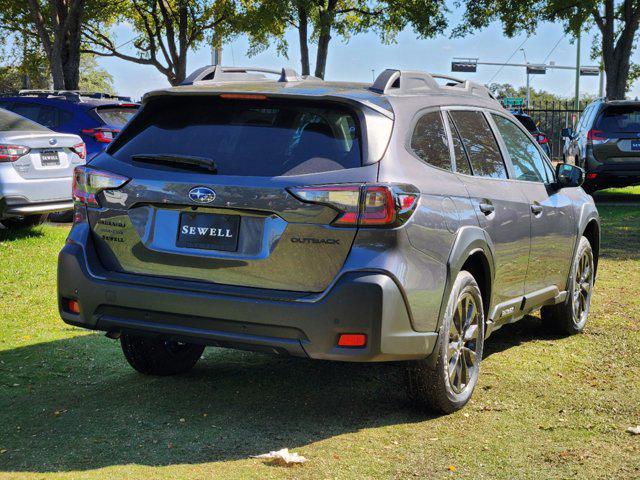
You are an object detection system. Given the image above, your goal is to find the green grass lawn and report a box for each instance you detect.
[593,185,640,202]
[0,210,639,480]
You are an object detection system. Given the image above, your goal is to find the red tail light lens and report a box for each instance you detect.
[289,184,419,227]
[73,165,129,207]
[71,142,86,160]
[0,144,30,162]
[82,128,120,143]
[587,129,608,145]
[337,333,367,348]
[586,173,598,180]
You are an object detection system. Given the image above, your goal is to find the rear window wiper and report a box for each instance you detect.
[131,154,218,173]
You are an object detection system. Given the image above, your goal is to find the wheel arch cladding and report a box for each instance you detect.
[582,218,600,279]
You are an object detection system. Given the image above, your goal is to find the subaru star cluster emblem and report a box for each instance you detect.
[188,186,216,204]
[49,138,57,146]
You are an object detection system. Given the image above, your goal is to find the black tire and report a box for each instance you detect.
[120,334,205,375]
[0,214,47,229]
[406,271,485,413]
[541,236,594,335]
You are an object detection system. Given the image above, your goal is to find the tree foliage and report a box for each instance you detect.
[456,0,640,100]
[83,0,239,85]
[243,0,448,79]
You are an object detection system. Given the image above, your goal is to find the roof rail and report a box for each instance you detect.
[369,69,497,101]
[14,89,132,102]
[181,66,308,86]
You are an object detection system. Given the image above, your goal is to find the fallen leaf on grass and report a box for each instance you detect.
[253,448,306,467]
[627,426,640,435]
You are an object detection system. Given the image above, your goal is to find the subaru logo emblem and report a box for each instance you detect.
[49,138,57,146]
[188,187,216,204]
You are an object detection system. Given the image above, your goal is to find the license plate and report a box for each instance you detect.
[176,212,240,251]
[40,151,60,166]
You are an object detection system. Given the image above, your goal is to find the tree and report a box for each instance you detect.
[456,0,640,100]
[79,54,115,93]
[244,0,448,79]
[83,0,238,86]
[0,0,117,90]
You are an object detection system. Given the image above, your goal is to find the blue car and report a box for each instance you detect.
[0,91,139,159]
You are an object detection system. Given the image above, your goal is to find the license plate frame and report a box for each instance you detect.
[40,150,60,166]
[176,212,240,252]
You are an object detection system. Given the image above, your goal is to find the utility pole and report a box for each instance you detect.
[599,61,605,98]
[211,29,222,65]
[575,33,581,110]
[520,48,530,108]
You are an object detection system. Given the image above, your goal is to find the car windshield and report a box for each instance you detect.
[0,108,48,132]
[595,105,640,134]
[94,106,138,128]
[110,97,362,176]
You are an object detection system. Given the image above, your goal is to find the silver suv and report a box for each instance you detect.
[58,67,600,412]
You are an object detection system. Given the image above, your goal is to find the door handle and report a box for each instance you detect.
[530,204,543,215]
[479,202,495,215]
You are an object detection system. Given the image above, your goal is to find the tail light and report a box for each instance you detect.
[536,133,549,145]
[81,127,120,143]
[587,129,608,145]
[586,173,598,180]
[72,165,129,207]
[0,144,30,162]
[71,142,86,160]
[288,184,419,227]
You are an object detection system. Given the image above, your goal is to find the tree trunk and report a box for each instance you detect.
[297,3,309,76]
[314,0,337,79]
[62,14,83,89]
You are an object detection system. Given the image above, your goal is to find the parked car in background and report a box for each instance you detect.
[513,111,552,157]
[0,108,84,229]
[58,66,599,413]
[0,91,138,160]
[563,99,640,192]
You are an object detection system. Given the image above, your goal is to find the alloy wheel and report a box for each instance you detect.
[447,292,480,394]
[573,249,594,328]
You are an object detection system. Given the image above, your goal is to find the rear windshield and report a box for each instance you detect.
[515,114,537,133]
[594,105,640,134]
[0,108,48,132]
[109,97,362,176]
[95,106,138,128]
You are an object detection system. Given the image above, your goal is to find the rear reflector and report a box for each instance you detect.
[337,334,367,347]
[65,299,80,314]
[586,173,598,180]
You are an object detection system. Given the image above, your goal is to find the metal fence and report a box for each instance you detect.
[502,100,590,160]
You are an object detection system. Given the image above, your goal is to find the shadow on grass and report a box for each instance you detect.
[0,316,563,474]
[0,226,45,242]
[0,334,429,473]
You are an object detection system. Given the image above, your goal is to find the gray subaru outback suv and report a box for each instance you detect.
[58,67,599,412]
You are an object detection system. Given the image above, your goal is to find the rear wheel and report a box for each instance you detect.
[406,271,485,413]
[120,334,205,375]
[0,214,47,229]
[541,236,594,335]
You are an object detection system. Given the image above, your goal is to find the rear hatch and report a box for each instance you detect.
[86,94,389,292]
[591,104,640,165]
[0,109,83,180]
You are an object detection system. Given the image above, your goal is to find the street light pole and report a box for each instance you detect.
[520,48,530,108]
[575,33,581,110]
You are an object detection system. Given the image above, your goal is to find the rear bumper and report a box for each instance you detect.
[0,197,73,217]
[585,153,640,188]
[0,166,73,217]
[58,225,437,362]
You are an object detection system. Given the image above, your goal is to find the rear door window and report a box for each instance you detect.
[594,105,640,135]
[9,102,59,128]
[449,110,507,179]
[95,107,138,128]
[410,111,452,170]
[492,114,549,183]
[110,97,362,176]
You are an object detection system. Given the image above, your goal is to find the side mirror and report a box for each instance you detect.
[555,163,584,188]
[561,127,573,139]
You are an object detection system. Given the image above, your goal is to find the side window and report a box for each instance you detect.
[410,111,452,170]
[445,112,472,175]
[449,110,507,179]
[10,103,58,129]
[492,114,549,183]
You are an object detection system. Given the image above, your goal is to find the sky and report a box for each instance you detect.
[95,8,640,102]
